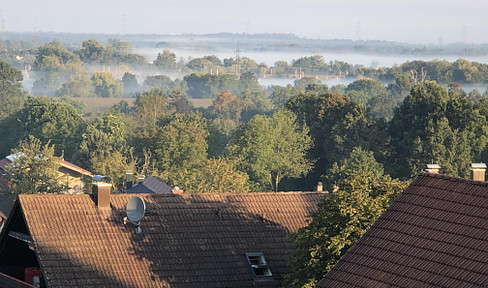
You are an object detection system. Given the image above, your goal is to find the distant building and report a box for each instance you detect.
[316,163,488,288]
[0,182,323,287]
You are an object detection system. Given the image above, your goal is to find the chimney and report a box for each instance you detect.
[316,182,323,192]
[426,164,441,174]
[471,163,487,182]
[125,171,133,189]
[137,175,145,184]
[92,175,112,208]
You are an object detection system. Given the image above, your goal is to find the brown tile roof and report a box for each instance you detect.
[316,173,488,288]
[16,192,322,287]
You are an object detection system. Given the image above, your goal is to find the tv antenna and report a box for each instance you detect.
[124,196,146,234]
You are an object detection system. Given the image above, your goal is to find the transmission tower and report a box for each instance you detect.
[234,41,241,77]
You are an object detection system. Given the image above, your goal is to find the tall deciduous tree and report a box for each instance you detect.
[7,136,67,194]
[227,109,314,191]
[285,148,408,287]
[91,72,123,98]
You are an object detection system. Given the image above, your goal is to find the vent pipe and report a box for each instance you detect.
[471,163,487,182]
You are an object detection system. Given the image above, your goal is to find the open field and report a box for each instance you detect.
[76,97,213,113]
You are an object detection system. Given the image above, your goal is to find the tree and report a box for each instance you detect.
[134,89,171,131]
[153,113,209,183]
[389,81,487,178]
[0,59,25,119]
[73,114,133,184]
[345,78,388,105]
[227,109,314,191]
[7,136,67,194]
[15,97,85,160]
[79,39,106,64]
[168,158,249,193]
[91,72,123,97]
[154,49,177,70]
[55,75,95,98]
[122,72,139,94]
[285,148,409,287]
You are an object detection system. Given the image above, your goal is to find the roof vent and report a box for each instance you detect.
[124,196,146,234]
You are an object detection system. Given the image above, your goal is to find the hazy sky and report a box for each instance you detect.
[2,0,487,44]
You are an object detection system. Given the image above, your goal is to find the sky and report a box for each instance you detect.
[2,0,488,44]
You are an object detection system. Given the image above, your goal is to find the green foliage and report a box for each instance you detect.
[73,114,133,184]
[122,72,139,94]
[0,59,25,119]
[165,158,249,193]
[91,72,123,97]
[389,81,487,178]
[154,113,209,180]
[8,136,67,194]
[227,109,314,191]
[285,148,409,287]
[154,49,177,70]
[134,89,171,131]
[79,39,107,64]
[15,97,85,160]
[55,75,95,98]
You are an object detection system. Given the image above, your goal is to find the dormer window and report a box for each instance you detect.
[246,252,273,280]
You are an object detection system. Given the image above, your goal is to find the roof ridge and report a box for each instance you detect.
[418,172,488,186]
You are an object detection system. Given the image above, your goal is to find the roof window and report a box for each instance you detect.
[246,252,273,280]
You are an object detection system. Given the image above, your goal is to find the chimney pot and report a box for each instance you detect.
[125,171,133,190]
[471,163,487,182]
[426,164,441,174]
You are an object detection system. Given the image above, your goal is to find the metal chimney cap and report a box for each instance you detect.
[92,175,112,182]
[471,163,487,169]
[426,164,441,169]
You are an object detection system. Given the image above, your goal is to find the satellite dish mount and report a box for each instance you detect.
[124,196,146,234]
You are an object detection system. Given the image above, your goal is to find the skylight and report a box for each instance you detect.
[246,252,273,281]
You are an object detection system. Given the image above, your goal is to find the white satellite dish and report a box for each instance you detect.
[126,196,146,222]
[125,196,146,233]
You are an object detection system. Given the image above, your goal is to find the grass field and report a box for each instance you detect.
[76,97,213,113]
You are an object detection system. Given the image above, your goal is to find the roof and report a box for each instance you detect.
[11,192,323,287]
[0,155,93,177]
[316,173,488,288]
[0,196,13,220]
[123,176,172,194]
[59,159,94,177]
[0,272,37,288]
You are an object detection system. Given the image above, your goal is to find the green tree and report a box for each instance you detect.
[79,39,106,64]
[55,75,95,98]
[154,113,209,182]
[227,109,314,191]
[134,89,171,131]
[91,72,123,97]
[7,136,67,194]
[0,59,25,119]
[16,97,85,160]
[141,74,173,93]
[122,72,139,94]
[73,114,133,184]
[345,78,388,105]
[168,158,249,193]
[154,49,177,70]
[285,148,409,287]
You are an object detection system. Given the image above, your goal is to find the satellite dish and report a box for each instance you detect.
[126,196,146,222]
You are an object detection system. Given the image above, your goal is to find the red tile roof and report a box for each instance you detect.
[14,192,322,287]
[316,173,488,288]
[59,159,94,177]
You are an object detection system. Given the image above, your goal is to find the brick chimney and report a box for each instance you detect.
[92,175,112,208]
[471,163,487,182]
[426,164,441,174]
[316,182,323,192]
[125,171,133,189]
